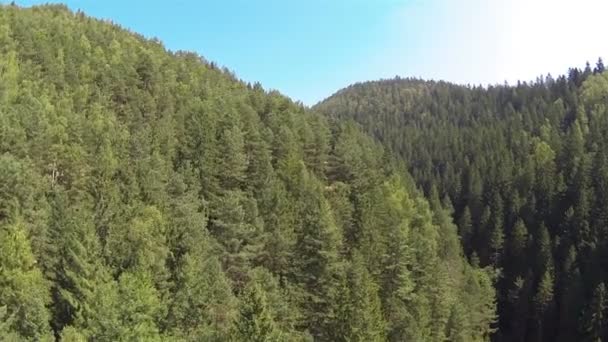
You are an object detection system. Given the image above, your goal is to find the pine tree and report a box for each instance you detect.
[0,219,53,341]
[255,179,296,279]
[489,192,505,266]
[241,106,274,195]
[47,191,108,334]
[464,267,498,341]
[557,246,584,342]
[289,169,342,340]
[445,304,470,342]
[114,270,163,341]
[0,6,511,340]
[59,326,87,342]
[166,252,237,341]
[458,206,473,255]
[331,254,386,342]
[489,222,505,267]
[594,57,605,74]
[105,205,170,290]
[535,224,552,275]
[508,219,529,277]
[209,189,261,289]
[218,118,248,190]
[581,283,608,342]
[232,282,282,342]
[534,267,555,342]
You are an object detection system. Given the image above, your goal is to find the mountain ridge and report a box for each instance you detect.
[314,61,608,342]
[0,4,496,341]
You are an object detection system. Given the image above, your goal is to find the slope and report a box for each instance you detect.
[315,64,608,341]
[0,4,495,341]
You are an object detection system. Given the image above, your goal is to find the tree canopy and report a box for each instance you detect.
[316,62,608,342]
[0,4,495,341]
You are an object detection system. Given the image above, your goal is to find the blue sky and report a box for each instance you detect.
[10,0,608,105]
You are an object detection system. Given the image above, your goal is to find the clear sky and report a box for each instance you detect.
[9,0,608,105]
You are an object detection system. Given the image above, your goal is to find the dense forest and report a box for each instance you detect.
[316,60,608,341]
[0,4,497,341]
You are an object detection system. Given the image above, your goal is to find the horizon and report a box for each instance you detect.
[8,0,608,105]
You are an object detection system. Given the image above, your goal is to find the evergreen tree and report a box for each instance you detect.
[581,283,608,342]
[289,169,342,340]
[0,5,505,340]
[331,254,386,342]
[166,252,237,341]
[316,60,608,342]
[232,282,282,342]
[594,57,605,74]
[458,206,473,254]
[0,219,53,341]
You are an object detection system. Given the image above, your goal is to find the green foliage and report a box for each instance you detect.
[331,254,386,342]
[167,251,236,341]
[316,66,608,341]
[0,220,53,341]
[0,4,497,341]
[232,282,282,342]
[581,283,608,342]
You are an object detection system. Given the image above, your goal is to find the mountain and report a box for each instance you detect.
[315,63,608,341]
[0,4,495,341]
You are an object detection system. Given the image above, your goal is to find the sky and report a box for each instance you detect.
[9,0,608,105]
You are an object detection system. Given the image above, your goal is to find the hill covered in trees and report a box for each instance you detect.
[316,61,608,341]
[0,4,496,341]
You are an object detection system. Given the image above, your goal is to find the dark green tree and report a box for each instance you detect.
[580,283,607,342]
[232,282,282,342]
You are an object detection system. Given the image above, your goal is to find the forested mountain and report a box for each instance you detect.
[0,4,496,341]
[316,61,608,341]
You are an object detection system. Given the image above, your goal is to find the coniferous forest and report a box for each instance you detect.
[0,3,606,342]
[0,4,495,341]
[316,62,608,341]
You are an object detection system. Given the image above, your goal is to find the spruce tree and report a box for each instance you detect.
[0,219,53,341]
[331,254,386,342]
[581,283,608,342]
[232,282,282,342]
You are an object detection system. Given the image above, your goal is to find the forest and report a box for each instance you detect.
[316,60,608,341]
[0,4,496,342]
[2,3,608,342]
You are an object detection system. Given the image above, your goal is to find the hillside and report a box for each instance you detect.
[316,64,608,341]
[0,4,496,341]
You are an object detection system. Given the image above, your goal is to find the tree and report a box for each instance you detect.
[46,190,109,334]
[535,224,552,275]
[232,282,282,342]
[445,304,470,342]
[289,169,342,340]
[581,283,608,342]
[0,219,53,341]
[331,254,386,342]
[105,205,170,290]
[166,252,237,340]
[255,179,296,279]
[209,189,261,289]
[114,271,163,341]
[0,5,507,340]
[458,206,474,255]
[594,57,605,74]
[218,119,248,190]
[557,246,584,342]
[464,267,498,341]
[315,61,608,342]
[508,219,528,277]
[489,222,505,267]
[534,267,555,342]
[488,192,505,266]
[59,326,87,342]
